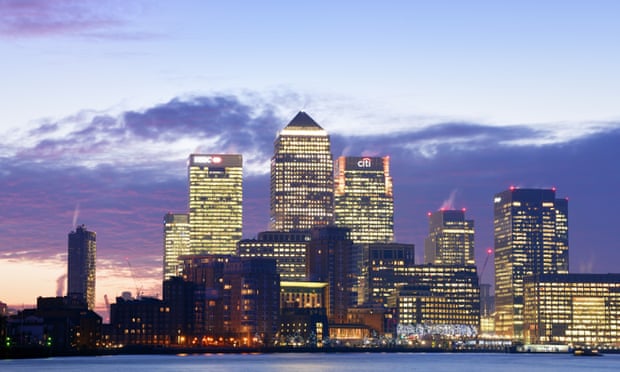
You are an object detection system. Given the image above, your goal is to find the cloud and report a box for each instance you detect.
[0,0,151,39]
[1,91,620,306]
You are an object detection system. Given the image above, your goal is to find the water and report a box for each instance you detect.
[1,352,618,371]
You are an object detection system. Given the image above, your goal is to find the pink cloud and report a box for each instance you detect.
[0,0,125,37]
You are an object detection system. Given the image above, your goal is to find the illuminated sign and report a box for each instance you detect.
[193,155,223,165]
[357,157,372,168]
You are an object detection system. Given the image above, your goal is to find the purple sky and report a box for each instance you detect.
[2,1,620,313]
[1,94,619,311]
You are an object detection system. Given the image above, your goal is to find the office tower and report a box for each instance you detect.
[361,242,415,305]
[424,209,474,265]
[523,273,620,347]
[67,224,96,310]
[237,230,310,281]
[270,111,334,231]
[306,226,355,323]
[493,187,569,340]
[188,154,242,255]
[334,156,394,244]
[163,213,190,280]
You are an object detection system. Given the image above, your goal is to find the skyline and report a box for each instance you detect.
[1,1,620,311]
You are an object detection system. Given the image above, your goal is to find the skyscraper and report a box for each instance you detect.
[270,111,334,231]
[68,224,96,310]
[334,156,394,244]
[493,187,569,340]
[163,213,190,280]
[424,209,474,265]
[188,154,242,255]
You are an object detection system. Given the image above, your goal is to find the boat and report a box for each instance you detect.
[573,347,603,356]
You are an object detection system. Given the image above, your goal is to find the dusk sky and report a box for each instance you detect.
[1,1,619,314]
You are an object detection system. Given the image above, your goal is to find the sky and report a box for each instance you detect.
[1,0,619,316]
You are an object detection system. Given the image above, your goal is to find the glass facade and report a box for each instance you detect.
[523,274,620,347]
[163,213,190,280]
[361,242,416,306]
[270,112,334,231]
[493,187,569,340]
[237,231,310,281]
[67,225,97,310]
[334,156,394,244]
[424,209,474,265]
[188,154,242,255]
[392,264,481,329]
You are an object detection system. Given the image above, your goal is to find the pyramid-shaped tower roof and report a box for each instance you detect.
[284,111,323,130]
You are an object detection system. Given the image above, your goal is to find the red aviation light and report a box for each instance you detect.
[427,212,432,217]
[552,186,557,192]
[486,248,493,255]
[509,185,516,191]
[461,207,467,212]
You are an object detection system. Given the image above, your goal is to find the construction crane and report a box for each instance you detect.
[479,248,494,280]
[126,258,143,299]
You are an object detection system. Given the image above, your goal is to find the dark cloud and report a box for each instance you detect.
[122,96,280,150]
[1,93,619,300]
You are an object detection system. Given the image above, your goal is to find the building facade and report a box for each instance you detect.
[392,264,481,330]
[494,187,569,340]
[237,230,310,281]
[188,154,242,255]
[67,225,96,310]
[360,242,416,306]
[523,274,620,347]
[270,111,334,231]
[424,209,474,265]
[163,213,190,280]
[306,226,356,324]
[334,156,394,244]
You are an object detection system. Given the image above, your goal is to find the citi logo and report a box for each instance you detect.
[357,157,372,168]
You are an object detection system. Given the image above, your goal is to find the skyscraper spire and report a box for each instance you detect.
[270,112,334,231]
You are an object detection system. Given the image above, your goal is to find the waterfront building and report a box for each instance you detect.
[180,255,280,345]
[270,111,334,231]
[279,307,329,346]
[493,187,569,340]
[237,230,310,281]
[424,209,474,265]
[6,296,101,352]
[523,273,620,347]
[67,225,96,310]
[334,156,394,244]
[392,264,481,330]
[347,304,395,336]
[188,154,242,255]
[222,257,280,344]
[180,254,229,339]
[360,242,415,306]
[306,226,356,323]
[280,281,329,312]
[109,296,172,346]
[163,213,190,280]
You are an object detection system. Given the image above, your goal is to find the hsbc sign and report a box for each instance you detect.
[190,154,242,167]
[193,155,222,164]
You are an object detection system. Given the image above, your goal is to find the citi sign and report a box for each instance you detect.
[357,157,372,168]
